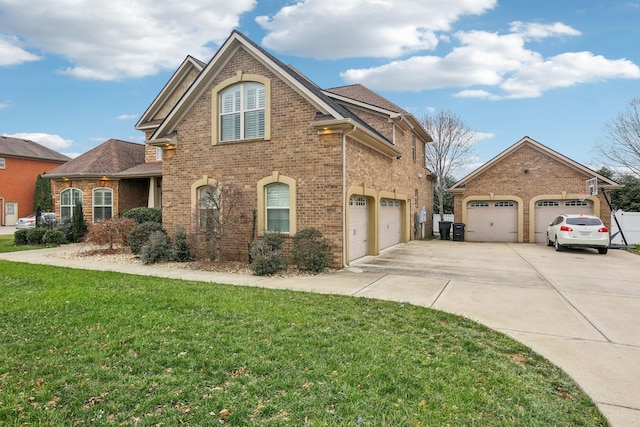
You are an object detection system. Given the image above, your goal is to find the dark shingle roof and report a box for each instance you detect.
[325,84,407,114]
[0,135,70,162]
[45,139,145,178]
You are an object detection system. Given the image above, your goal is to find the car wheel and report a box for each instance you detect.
[597,247,608,255]
[554,238,563,252]
[547,235,553,246]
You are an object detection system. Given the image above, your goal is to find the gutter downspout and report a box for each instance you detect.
[0,197,4,226]
[342,125,357,268]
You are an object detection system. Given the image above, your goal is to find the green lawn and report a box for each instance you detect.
[0,234,42,253]
[0,261,608,426]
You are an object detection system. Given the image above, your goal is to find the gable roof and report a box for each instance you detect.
[0,135,70,162]
[135,55,206,132]
[45,139,146,179]
[148,31,408,158]
[449,136,621,192]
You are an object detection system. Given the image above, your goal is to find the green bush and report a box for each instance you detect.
[128,221,165,254]
[72,202,88,243]
[170,227,192,262]
[14,229,29,245]
[263,232,285,250]
[26,228,48,245]
[292,227,330,272]
[122,207,162,224]
[140,231,172,264]
[249,239,288,276]
[42,229,67,246]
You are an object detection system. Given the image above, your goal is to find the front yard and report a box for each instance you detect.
[0,260,607,426]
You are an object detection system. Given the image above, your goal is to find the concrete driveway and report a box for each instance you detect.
[350,240,640,427]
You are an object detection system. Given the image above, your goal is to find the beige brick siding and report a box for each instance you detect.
[160,46,433,267]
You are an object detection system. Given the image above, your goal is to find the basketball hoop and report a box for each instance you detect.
[586,177,598,196]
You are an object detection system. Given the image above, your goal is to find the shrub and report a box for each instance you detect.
[292,227,330,272]
[26,227,48,245]
[14,229,29,245]
[122,207,162,224]
[72,202,87,242]
[55,217,74,243]
[170,227,192,262]
[128,221,165,254]
[263,232,285,250]
[86,218,137,250]
[42,229,67,246]
[140,231,171,264]
[249,239,288,276]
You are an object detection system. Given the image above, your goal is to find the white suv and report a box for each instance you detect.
[547,214,609,254]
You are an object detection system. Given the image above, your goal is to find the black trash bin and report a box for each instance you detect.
[438,221,452,240]
[453,222,465,241]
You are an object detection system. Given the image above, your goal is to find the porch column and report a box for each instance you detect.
[148,177,157,208]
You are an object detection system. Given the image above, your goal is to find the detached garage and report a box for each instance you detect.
[448,136,621,243]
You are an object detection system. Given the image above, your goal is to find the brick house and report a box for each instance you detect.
[0,135,70,226]
[448,136,621,243]
[137,31,434,267]
[45,139,161,224]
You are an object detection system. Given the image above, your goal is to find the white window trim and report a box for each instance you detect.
[60,188,83,219]
[92,188,113,223]
[257,172,296,236]
[0,157,5,169]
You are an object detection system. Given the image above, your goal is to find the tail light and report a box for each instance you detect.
[598,227,608,233]
[560,225,573,232]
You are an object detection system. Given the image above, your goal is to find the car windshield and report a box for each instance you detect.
[566,217,602,226]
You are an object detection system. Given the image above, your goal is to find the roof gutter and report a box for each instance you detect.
[312,118,402,158]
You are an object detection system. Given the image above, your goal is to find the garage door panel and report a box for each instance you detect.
[466,201,517,242]
[349,196,368,261]
[380,199,402,250]
[534,200,592,243]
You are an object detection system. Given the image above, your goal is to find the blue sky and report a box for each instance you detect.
[1,0,639,177]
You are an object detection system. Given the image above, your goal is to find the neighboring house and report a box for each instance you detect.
[137,30,434,267]
[448,136,621,243]
[0,135,70,226]
[44,139,161,224]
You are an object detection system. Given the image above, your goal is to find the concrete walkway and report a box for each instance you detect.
[1,240,638,426]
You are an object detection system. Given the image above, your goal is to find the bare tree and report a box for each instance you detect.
[595,97,640,177]
[420,110,477,221]
[195,182,247,261]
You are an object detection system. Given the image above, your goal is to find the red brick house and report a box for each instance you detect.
[0,135,70,226]
[138,31,435,267]
[448,136,621,243]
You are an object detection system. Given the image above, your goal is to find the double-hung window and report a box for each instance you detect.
[60,188,83,219]
[266,183,289,233]
[198,186,219,228]
[93,188,113,222]
[220,82,265,141]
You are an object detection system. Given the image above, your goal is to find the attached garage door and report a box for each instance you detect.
[534,199,593,243]
[349,195,368,261]
[379,198,401,250]
[466,201,518,242]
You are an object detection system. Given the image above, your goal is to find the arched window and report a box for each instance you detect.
[93,188,113,222]
[60,188,83,219]
[266,183,290,233]
[220,82,265,141]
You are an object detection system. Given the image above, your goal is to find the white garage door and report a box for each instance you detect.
[349,195,368,261]
[379,198,401,250]
[466,201,518,242]
[534,199,593,243]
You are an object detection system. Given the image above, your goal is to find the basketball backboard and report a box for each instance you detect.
[586,177,598,196]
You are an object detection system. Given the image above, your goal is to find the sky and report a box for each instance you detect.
[1,0,639,178]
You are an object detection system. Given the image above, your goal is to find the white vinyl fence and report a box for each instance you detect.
[611,211,640,245]
[432,214,455,234]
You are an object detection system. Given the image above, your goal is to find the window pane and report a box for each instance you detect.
[221,113,240,141]
[266,183,289,208]
[61,206,71,219]
[244,110,265,138]
[61,190,70,205]
[267,208,290,233]
[221,87,240,113]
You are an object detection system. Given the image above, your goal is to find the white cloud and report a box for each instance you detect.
[474,132,495,141]
[0,0,256,80]
[341,21,640,99]
[0,34,41,66]
[257,0,497,59]
[7,132,73,149]
[0,102,9,109]
[116,114,138,121]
